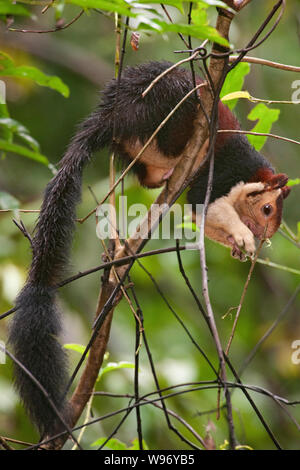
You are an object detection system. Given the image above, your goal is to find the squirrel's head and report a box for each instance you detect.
[234,173,290,240]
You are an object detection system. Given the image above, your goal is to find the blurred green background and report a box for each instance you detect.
[0,0,299,450]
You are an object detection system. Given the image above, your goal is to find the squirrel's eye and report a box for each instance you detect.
[262,204,273,216]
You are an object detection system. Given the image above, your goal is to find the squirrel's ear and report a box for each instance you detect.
[281,186,291,199]
[266,173,289,189]
[264,173,291,200]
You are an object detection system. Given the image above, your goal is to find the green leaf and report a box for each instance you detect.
[98,361,135,380]
[91,437,128,450]
[0,104,12,148]
[221,90,251,103]
[192,7,208,26]
[287,178,300,187]
[220,62,251,110]
[182,223,199,232]
[1,66,69,97]
[176,222,199,232]
[64,343,88,356]
[297,222,300,242]
[0,139,48,165]
[0,1,31,17]
[200,0,235,10]
[219,439,229,450]
[247,103,280,151]
[136,16,163,31]
[53,0,66,20]
[0,191,20,210]
[129,438,149,450]
[135,0,233,9]
[140,19,229,47]
[0,118,40,151]
[66,0,136,17]
[235,445,254,451]
[138,0,235,10]
[0,52,69,97]
[134,0,185,13]
[0,52,14,69]
[0,103,9,119]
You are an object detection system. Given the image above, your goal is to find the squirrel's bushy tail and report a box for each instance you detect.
[10,285,70,435]
[9,110,111,435]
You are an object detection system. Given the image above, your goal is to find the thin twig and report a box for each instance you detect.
[27,377,289,450]
[175,239,209,325]
[97,399,134,450]
[142,49,204,98]
[13,219,33,248]
[160,3,189,48]
[58,246,188,288]
[0,209,39,213]
[0,436,33,448]
[131,285,143,450]
[143,399,207,449]
[225,357,282,449]
[129,270,208,450]
[229,0,285,70]
[225,240,265,355]
[0,307,17,321]
[0,436,14,450]
[218,129,300,146]
[229,55,300,72]
[256,258,300,276]
[9,9,85,33]
[239,284,300,375]
[196,12,237,448]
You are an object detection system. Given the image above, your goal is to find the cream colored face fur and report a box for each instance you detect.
[203,182,284,260]
[232,183,283,239]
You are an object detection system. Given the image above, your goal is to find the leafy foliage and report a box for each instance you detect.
[0,191,20,210]
[0,52,69,97]
[0,139,48,165]
[0,118,40,152]
[221,63,281,150]
[98,361,135,380]
[0,51,70,166]
[220,63,251,110]
[91,437,149,449]
[0,0,30,17]
[247,103,280,151]
[287,178,300,187]
[64,343,135,379]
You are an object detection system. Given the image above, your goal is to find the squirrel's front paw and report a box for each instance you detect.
[230,242,246,261]
[234,226,256,255]
[227,226,256,260]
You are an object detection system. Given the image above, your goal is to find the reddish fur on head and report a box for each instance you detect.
[251,168,291,201]
[236,172,291,240]
[251,168,288,187]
